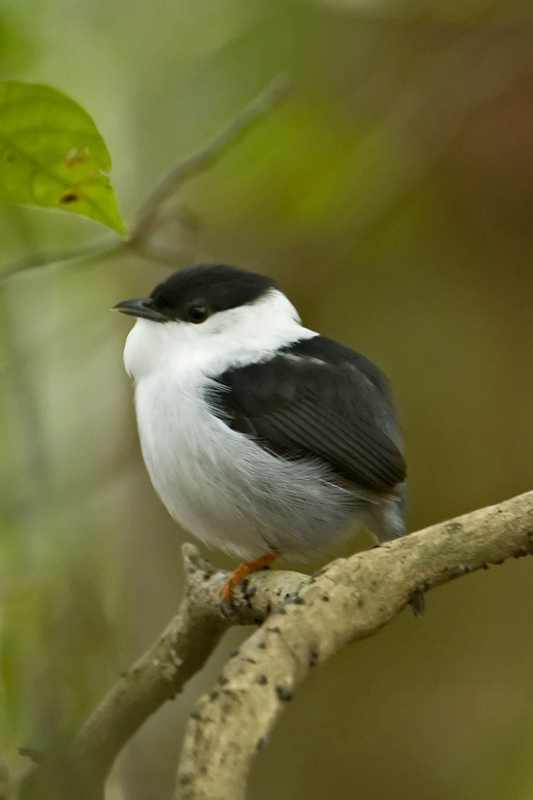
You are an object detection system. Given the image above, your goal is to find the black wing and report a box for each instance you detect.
[211,336,406,493]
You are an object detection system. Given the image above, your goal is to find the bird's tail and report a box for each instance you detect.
[361,485,425,616]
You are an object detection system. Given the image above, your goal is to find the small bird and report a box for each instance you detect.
[115,264,411,605]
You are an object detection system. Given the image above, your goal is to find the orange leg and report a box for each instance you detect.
[222,550,283,601]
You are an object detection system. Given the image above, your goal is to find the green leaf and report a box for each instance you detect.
[0,81,125,234]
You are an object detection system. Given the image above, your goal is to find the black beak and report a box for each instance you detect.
[113,298,169,323]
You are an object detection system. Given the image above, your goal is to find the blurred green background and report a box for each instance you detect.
[1,0,533,798]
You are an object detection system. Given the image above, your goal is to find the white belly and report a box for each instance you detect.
[133,373,357,561]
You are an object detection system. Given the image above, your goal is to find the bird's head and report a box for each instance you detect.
[115,264,304,379]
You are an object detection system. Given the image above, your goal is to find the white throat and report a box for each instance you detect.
[123,288,317,382]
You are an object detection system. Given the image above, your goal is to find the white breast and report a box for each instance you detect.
[134,370,358,560]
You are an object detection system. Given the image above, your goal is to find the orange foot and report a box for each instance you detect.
[222,550,283,602]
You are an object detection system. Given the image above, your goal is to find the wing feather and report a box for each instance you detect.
[212,336,405,493]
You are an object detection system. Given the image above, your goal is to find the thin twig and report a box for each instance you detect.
[0,237,123,286]
[128,73,291,245]
[0,74,292,285]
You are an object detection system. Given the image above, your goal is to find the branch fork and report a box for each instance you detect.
[19,490,530,800]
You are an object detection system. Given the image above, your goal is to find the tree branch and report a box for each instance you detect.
[21,491,533,800]
[21,546,309,799]
[174,490,533,799]
[70,544,308,795]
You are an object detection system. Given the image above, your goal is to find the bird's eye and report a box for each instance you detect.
[187,304,210,324]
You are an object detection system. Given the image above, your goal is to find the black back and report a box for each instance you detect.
[212,335,406,493]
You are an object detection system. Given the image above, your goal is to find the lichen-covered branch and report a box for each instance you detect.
[71,545,308,794]
[174,490,533,800]
[20,491,533,800]
[20,546,309,800]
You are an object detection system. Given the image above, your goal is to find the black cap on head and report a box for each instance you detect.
[150,264,278,321]
[114,264,278,324]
